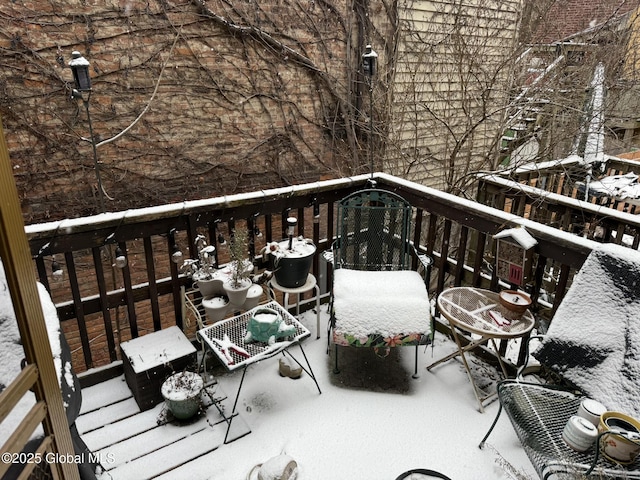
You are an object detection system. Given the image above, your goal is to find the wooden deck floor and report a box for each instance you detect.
[76,375,250,479]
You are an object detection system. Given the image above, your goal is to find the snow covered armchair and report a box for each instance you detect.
[532,243,640,413]
[328,187,432,377]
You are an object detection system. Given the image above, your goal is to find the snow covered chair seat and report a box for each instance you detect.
[328,187,432,377]
[480,243,640,479]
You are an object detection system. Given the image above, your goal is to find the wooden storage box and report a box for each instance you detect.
[120,326,197,411]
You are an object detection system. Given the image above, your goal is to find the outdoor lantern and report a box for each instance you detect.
[493,226,537,287]
[171,244,183,264]
[115,246,128,269]
[69,51,91,92]
[51,259,63,277]
[362,44,378,78]
[287,217,297,250]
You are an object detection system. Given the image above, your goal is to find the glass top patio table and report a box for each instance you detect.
[437,287,535,339]
[430,287,535,412]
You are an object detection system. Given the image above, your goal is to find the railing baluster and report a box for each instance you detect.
[168,231,184,329]
[118,241,138,338]
[64,251,92,369]
[471,231,486,287]
[143,236,161,331]
[453,225,469,285]
[551,264,571,317]
[92,246,116,362]
[35,256,49,292]
[436,218,452,293]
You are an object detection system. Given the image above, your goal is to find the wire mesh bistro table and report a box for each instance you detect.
[197,301,322,443]
[428,287,535,412]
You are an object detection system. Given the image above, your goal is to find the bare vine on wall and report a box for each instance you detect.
[0,0,396,222]
[5,0,631,224]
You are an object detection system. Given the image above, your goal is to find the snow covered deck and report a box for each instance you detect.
[76,375,250,479]
[75,308,535,480]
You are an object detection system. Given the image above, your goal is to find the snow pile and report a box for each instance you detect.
[533,243,640,417]
[0,260,68,442]
[332,269,430,337]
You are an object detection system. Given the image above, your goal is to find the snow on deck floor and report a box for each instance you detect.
[79,308,537,480]
[78,376,250,480]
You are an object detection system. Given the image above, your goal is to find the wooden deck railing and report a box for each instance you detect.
[478,163,640,249]
[26,172,602,378]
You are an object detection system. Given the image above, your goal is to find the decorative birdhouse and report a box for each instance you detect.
[493,227,537,287]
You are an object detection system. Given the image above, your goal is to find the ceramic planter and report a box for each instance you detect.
[244,284,264,310]
[193,276,224,297]
[160,371,204,420]
[599,411,640,464]
[244,306,296,344]
[223,278,252,306]
[202,295,229,323]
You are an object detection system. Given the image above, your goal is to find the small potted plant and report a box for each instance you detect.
[222,226,254,306]
[181,234,222,297]
[160,370,204,420]
[262,217,316,288]
[201,295,229,323]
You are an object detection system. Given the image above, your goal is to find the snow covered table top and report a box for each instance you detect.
[120,326,197,374]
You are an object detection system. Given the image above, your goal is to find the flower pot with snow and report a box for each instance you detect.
[202,295,229,323]
[181,234,222,296]
[160,371,204,420]
[223,277,253,306]
[193,276,224,297]
[263,218,316,288]
[244,284,264,310]
[267,238,316,288]
[222,226,254,306]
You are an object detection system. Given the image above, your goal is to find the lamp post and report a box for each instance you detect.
[69,51,106,213]
[362,44,378,178]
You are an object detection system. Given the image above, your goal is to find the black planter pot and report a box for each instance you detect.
[269,240,316,288]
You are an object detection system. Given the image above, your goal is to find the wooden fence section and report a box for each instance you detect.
[26,173,603,376]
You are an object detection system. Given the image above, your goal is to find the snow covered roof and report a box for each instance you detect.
[577,171,640,205]
[493,226,538,250]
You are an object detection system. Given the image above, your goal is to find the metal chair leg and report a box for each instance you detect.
[478,401,503,449]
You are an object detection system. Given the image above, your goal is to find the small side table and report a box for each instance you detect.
[428,287,535,412]
[268,274,321,339]
[197,301,321,443]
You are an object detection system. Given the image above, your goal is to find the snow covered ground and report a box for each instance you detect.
[2,258,537,480]
[80,306,537,480]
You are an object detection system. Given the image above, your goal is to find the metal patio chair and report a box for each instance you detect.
[327,186,432,378]
[480,243,640,479]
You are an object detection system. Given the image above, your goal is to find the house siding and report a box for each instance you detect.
[387,0,522,190]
